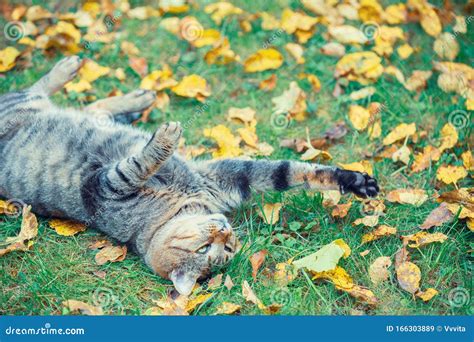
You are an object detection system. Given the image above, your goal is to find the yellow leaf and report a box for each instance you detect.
[348,105,371,131]
[79,60,110,83]
[64,79,92,93]
[392,145,411,165]
[411,146,441,173]
[313,266,378,305]
[140,67,177,91]
[349,87,376,101]
[281,8,318,34]
[358,0,383,23]
[285,43,305,64]
[193,29,221,48]
[271,81,307,120]
[335,51,383,85]
[383,122,416,145]
[438,123,458,153]
[227,107,256,125]
[204,2,243,25]
[172,75,211,101]
[420,4,442,37]
[0,47,21,72]
[386,189,428,206]
[49,219,86,236]
[397,43,413,59]
[214,302,241,315]
[467,218,473,232]
[396,261,421,294]
[404,231,448,248]
[260,12,280,30]
[384,4,407,24]
[237,126,258,148]
[338,160,373,176]
[327,25,368,45]
[204,38,240,65]
[434,33,459,61]
[404,70,432,92]
[353,215,379,227]
[416,288,438,302]
[203,125,242,158]
[334,239,351,258]
[436,165,467,185]
[461,151,474,171]
[293,239,348,272]
[244,48,283,73]
[373,25,405,57]
[185,293,212,313]
[362,225,397,243]
[258,203,282,225]
[368,256,392,285]
[45,21,81,43]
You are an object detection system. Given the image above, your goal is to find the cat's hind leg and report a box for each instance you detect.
[85,89,156,118]
[29,56,82,95]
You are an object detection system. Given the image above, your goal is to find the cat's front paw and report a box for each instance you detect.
[157,121,183,146]
[335,169,379,198]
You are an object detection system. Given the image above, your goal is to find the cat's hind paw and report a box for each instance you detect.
[336,169,379,198]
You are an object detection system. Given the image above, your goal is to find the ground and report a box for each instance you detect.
[0,0,472,315]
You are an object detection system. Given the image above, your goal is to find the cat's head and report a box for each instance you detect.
[145,213,240,295]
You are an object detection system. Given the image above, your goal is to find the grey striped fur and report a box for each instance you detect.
[0,57,379,294]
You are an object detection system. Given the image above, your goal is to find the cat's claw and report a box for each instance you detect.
[336,169,379,198]
[157,121,182,146]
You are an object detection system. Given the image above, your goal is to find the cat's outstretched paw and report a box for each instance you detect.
[157,121,182,146]
[336,169,379,198]
[123,89,156,112]
[51,56,82,83]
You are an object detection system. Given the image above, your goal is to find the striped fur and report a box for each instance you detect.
[0,57,379,294]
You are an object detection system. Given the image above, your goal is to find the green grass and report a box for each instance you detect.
[0,0,472,315]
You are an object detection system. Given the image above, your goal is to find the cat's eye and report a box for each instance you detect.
[196,244,211,254]
[224,245,233,253]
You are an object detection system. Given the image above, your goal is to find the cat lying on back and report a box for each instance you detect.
[0,57,379,295]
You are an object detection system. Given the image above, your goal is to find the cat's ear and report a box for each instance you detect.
[170,269,198,295]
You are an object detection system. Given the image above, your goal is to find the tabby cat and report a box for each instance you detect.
[0,57,379,294]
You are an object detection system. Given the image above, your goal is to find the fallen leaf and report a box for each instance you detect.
[49,219,86,236]
[224,275,234,290]
[281,8,318,34]
[0,47,21,72]
[434,33,459,61]
[328,25,368,44]
[396,261,421,294]
[79,59,110,83]
[392,145,411,165]
[63,300,103,315]
[227,107,255,125]
[272,81,307,121]
[203,125,242,158]
[95,245,127,265]
[438,123,458,153]
[348,105,371,131]
[293,239,348,273]
[332,202,352,218]
[140,67,177,91]
[386,189,428,206]
[0,205,38,257]
[258,203,282,225]
[353,215,379,227]
[368,256,392,285]
[335,51,383,85]
[172,75,211,101]
[338,160,373,176]
[416,288,438,302]
[436,165,467,185]
[250,250,268,281]
[128,57,148,77]
[185,293,212,313]
[411,146,441,173]
[397,43,414,59]
[274,260,297,286]
[208,274,223,290]
[214,302,241,315]
[383,123,416,145]
[259,74,277,91]
[204,2,243,25]
[403,231,448,248]
[420,203,453,229]
[362,225,397,243]
[461,151,473,171]
[285,43,305,64]
[244,48,283,73]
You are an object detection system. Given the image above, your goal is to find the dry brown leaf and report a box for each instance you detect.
[208,273,223,290]
[258,203,282,225]
[362,225,397,243]
[411,146,441,173]
[420,203,453,229]
[128,57,148,77]
[332,202,352,218]
[0,205,38,257]
[403,231,448,248]
[95,245,127,265]
[396,261,421,294]
[353,215,379,227]
[259,74,277,91]
[368,256,392,285]
[386,189,428,206]
[249,250,268,281]
[224,275,235,290]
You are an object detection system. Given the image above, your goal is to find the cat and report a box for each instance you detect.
[0,56,379,295]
